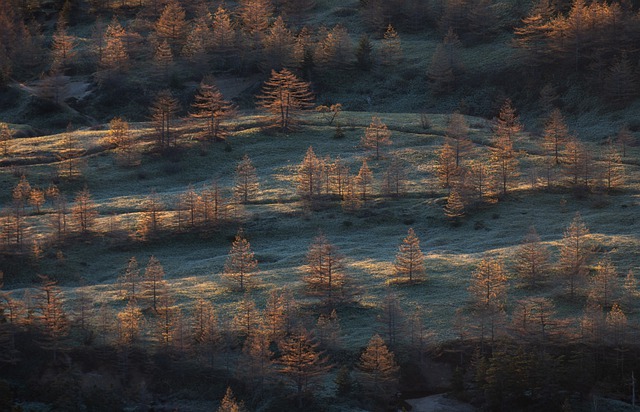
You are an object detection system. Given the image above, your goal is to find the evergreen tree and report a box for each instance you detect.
[151,89,180,150]
[361,116,392,160]
[558,213,591,300]
[257,68,314,132]
[190,77,236,142]
[393,228,426,284]
[513,226,549,288]
[357,334,400,400]
[223,229,259,292]
[233,154,260,203]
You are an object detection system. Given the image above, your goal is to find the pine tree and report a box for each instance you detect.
[513,226,549,288]
[234,154,259,204]
[393,228,426,284]
[257,68,314,132]
[223,229,259,292]
[358,334,400,400]
[558,212,591,300]
[361,117,392,160]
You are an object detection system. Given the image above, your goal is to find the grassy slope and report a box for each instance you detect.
[2,111,640,351]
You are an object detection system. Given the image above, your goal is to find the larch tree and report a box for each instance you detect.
[238,0,273,37]
[217,387,247,412]
[263,289,287,341]
[98,18,129,82]
[50,24,76,72]
[558,212,591,300]
[315,309,341,350]
[600,140,624,193]
[211,5,236,57]
[296,146,324,201]
[382,155,408,198]
[357,334,400,401]
[589,256,619,309]
[107,117,138,166]
[304,232,347,306]
[137,190,164,240]
[117,299,144,347]
[233,154,260,204]
[143,255,166,312]
[257,68,314,132]
[436,141,458,188]
[393,228,426,284]
[154,283,179,349]
[261,16,296,72]
[513,226,550,288]
[152,39,174,80]
[377,291,405,350]
[232,294,262,340]
[543,108,569,165]
[71,186,98,234]
[623,269,638,309]
[355,160,374,203]
[562,136,587,187]
[380,24,402,66]
[361,117,392,160]
[510,297,557,346]
[238,329,274,394]
[490,101,522,197]
[616,125,635,158]
[155,0,187,51]
[318,25,353,69]
[278,328,330,408]
[190,77,236,142]
[119,257,142,302]
[151,89,180,150]
[37,277,69,361]
[468,257,508,345]
[427,44,455,93]
[181,14,213,68]
[605,303,627,347]
[223,229,259,292]
[443,187,465,224]
[446,111,472,168]
[0,123,11,157]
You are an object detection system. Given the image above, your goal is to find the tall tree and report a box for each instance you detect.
[355,160,374,203]
[261,16,296,71]
[190,77,236,142]
[37,276,69,361]
[558,212,591,300]
[217,387,247,412]
[543,108,569,165]
[143,255,166,312]
[107,117,138,166]
[589,256,619,308]
[468,258,508,310]
[223,229,259,292]
[446,111,472,168]
[382,155,407,198]
[380,24,402,66]
[233,154,260,204]
[361,117,392,160]
[357,334,400,401]
[296,146,325,201]
[117,299,143,347]
[119,257,141,302]
[257,68,314,132]
[0,123,11,157]
[318,25,353,69]
[393,228,426,284]
[600,140,624,193]
[155,0,187,51]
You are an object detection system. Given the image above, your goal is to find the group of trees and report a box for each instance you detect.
[438,100,628,221]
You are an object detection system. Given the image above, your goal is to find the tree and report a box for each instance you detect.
[181,13,213,69]
[278,328,329,408]
[589,256,619,308]
[238,328,274,393]
[107,117,138,166]
[190,77,236,142]
[143,256,166,312]
[318,25,353,69]
[380,24,402,66]
[393,228,426,284]
[562,137,587,187]
[0,123,11,157]
[444,187,465,223]
[513,226,549,288]
[238,0,273,36]
[217,387,247,412]
[543,108,569,165]
[72,187,98,234]
[154,283,180,349]
[257,68,314,132]
[98,18,129,82]
[357,334,400,400]
[616,125,635,158]
[469,258,508,309]
[382,155,407,197]
[119,257,141,302]
[604,55,637,107]
[29,188,45,214]
[50,24,76,72]
[37,276,69,361]
[361,116,392,160]
[436,141,458,188]
[427,43,455,93]
[296,146,324,201]
[558,212,591,300]
[355,160,374,203]
[355,35,374,71]
[117,299,143,347]
[377,291,405,350]
[316,309,341,350]
[446,111,472,168]
[510,297,557,346]
[155,0,187,51]
[152,39,174,80]
[605,302,627,347]
[234,154,259,204]
[151,90,180,150]
[600,140,624,193]
[223,229,259,292]
[316,103,342,126]
[304,232,347,306]
[137,191,164,240]
[261,16,296,71]
[211,5,236,60]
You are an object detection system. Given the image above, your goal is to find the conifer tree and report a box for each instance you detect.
[238,328,274,393]
[355,160,374,203]
[355,35,374,71]
[257,68,314,132]
[358,334,400,400]
[446,111,472,167]
[232,295,261,339]
[234,154,259,204]
[444,187,465,223]
[558,212,591,300]
[380,24,402,66]
[117,299,143,346]
[361,117,392,160]
[217,387,247,412]
[223,229,259,292]
[469,258,508,309]
[50,24,76,72]
[543,108,569,165]
[377,291,405,350]
[316,309,341,350]
[278,328,329,408]
[155,0,187,51]
[601,140,624,193]
[211,5,236,58]
[37,276,69,361]
[606,302,627,347]
[153,39,174,80]
[319,25,353,69]
[513,226,549,288]
[107,117,138,166]
[151,89,180,150]
[589,256,619,308]
[137,191,164,240]
[143,256,166,312]
[238,0,273,36]
[616,125,634,158]
[393,228,426,284]
[72,186,97,234]
[98,18,129,82]
[296,146,323,200]
[436,141,458,188]
[261,16,296,72]
[304,232,347,306]
[190,77,236,142]
[382,155,407,197]
[119,257,142,302]
[427,44,455,93]
[0,123,11,157]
